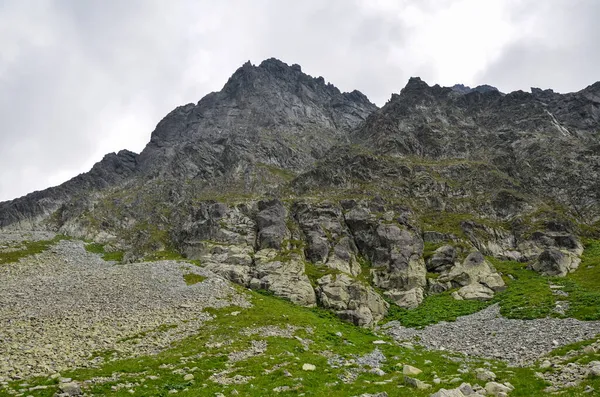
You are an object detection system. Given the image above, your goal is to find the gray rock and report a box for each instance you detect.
[427,245,457,273]
[404,376,431,389]
[256,199,289,250]
[58,382,82,396]
[530,249,576,277]
[439,251,505,300]
[317,273,388,327]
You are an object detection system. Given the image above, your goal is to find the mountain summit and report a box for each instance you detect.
[1,58,599,327]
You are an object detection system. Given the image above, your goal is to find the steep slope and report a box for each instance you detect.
[136,58,376,182]
[0,150,137,229]
[349,78,600,219]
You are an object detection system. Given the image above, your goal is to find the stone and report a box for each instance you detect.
[485,382,511,396]
[540,360,552,369]
[475,368,496,381]
[183,374,194,381]
[404,376,431,389]
[588,364,600,377]
[427,245,457,273]
[370,368,386,376]
[530,249,574,277]
[403,365,423,376]
[383,287,424,309]
[317,273,389,327]
[429,389,467,397]
[453,283,495,301]
[58,382,82,396]
[583,345,597,354]
[302,363,316,371]
[440,251,505,300]
[458,382,477,395]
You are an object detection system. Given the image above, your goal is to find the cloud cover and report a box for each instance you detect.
[0,0,597,201]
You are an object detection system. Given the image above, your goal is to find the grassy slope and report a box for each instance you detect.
[2,239,600,396]
[0,289,561,397]
[84,242,124,262]
[0,235,69,264]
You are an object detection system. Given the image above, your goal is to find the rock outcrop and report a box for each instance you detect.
[317,273,388,326]
[436,252,506,301]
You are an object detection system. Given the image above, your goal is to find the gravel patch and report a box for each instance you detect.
[0,231,56,245]
[0,236,250,380]
[382,304,600,366]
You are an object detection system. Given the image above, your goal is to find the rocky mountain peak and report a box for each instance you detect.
[401,76,431,94]
[452,83,501,95]
[136,58,377,180]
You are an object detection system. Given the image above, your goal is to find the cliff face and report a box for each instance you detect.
[1,59,599,326]
[349,78,600,218]
[136,58,377,180]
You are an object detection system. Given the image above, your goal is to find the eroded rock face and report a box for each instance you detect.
[317,274,389,326]
[2,61,598,327]
[251,250,316,306]
[461,221,522,262]
[520,232,583,276]
[257,199,289,250]
[384,287,424,309]
[427,245,457,273]
[294,202,361,276]
[344,204,426,301]
[438,251,505,301]
[459,221,585,278]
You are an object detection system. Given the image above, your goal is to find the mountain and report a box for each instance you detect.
[1,59,599,327]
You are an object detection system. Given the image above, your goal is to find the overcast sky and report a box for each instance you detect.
[1,0,598,202]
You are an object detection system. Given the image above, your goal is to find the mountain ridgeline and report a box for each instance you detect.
[1,58,599,326]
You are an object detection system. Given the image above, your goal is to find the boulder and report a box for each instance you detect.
[440,251,505,300]
[452,283,495,301]
[427,245,457,273]
[530,249,577,277]
[252,250,316,306]
[317,273,389,327]
[403,365,423,376]
[384,287,424,309]
[476,368,497,381]
[405,376,431,389]
[58,382,82,396]
[485,382,512,396]
[430,383,485,397]
[430,389,467,397]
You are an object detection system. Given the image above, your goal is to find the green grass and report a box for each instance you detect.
[84,243,124,262]
[0,235,70,264]
[2,289,557,397]
[183,273,206,285]
[304,262,341,287]
[422,241,443,262]
[385,291,490,328]
[144,249,185,261]
[491,258,558,319]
